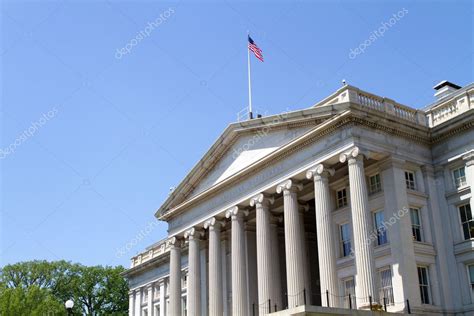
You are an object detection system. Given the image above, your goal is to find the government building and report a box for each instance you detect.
[123,81,474,315]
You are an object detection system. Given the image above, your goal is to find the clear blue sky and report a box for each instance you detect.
[1,0,472,268]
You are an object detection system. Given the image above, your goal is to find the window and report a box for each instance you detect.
[453,167,467,188]
[410,208,423,242]
[337,188,348,208]
[340,223,352,257]
[369,174,382,194]
[405,171,416,190]
[182,296,187,315]
[468,265,474,298]
[418,266,432,304]
[182,273,187,289]
[374,211,388,246]
[379,267,394,305]
[459,204,474,240]
[342,277,356,308]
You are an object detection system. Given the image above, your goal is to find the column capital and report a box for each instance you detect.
[204,217,225,230]
[168,236,183,248]
[463,151,474,167]
[184,227,204,240]
[249,193,274,207]
[306,163,335,180]
[276,179,303,194]
[339,146,370,164]
[225,206,249,219]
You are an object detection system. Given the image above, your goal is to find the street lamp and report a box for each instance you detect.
[65,299,74,315]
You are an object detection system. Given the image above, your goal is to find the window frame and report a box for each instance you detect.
[378,266,394,305]
[368,173,382,195]
[459,204,474,240]
[342,277,356,308]
[336,188,348,209]
[417,266,432,305]
[452,166,467,189]
[339,223,352,258]
[405,171,416,190]
[468,264,474,302]
[410,207,423,242]
[373,210,388,246]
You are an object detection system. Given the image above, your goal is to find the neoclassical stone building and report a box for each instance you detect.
[123,81,474,316]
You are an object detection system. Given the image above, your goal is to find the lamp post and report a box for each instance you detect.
[65,299,74,316]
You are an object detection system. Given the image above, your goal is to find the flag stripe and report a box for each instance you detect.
[248,36,264,62]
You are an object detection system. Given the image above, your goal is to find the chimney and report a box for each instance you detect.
[433,80,461,100]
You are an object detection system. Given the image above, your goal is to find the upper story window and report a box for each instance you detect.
[378,267,394,305]
[374,211,388,246]
[453,167,467,188]
[418,266,432,304]
[336,188,348,208]
[410,208,423,242]
[368,174,382,194]
[459,204,474,240]
[405,171,416,190]
[468,265,474,301]
[340,223,352,257]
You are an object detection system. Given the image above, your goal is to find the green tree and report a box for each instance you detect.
[0,261,128,315]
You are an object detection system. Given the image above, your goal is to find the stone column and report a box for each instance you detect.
[306,164,338,307]
[250,193,276,314]
[226,206,249,316]
[129,291,135,316]
[463,151,474,211]
[276,179,305,308]
[270,217,283,311]
[159,281,166,316]
[169,237,182,316]
[185,228,203,316]
[135,289,141,316]
[147,285,153,316]
[204,217,224,316]
[339,147,377,308]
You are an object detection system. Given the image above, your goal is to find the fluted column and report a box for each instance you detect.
[306,164,338,307]
[226,206,249,316]
[270,217,282,311]
[159,281,166,316]
[340,147,377,308]
[169,237,182,316]
[135,289,141,316]
[250,193,275,314]
[147,285,153,316]
[185,228,203,316]
[129,291,135,316]
[276,179,305,308]
[205,217,224,316]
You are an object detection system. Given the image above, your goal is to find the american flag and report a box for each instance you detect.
[248,36,264,62]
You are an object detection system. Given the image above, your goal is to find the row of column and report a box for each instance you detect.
[168,146,379,314]
[129,280,166,316]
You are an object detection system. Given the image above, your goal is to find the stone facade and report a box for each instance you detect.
[123,82,474,315]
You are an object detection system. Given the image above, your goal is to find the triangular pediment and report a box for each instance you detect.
[157,103,348,216]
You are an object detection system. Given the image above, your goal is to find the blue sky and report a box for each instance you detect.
[1,0,472,268]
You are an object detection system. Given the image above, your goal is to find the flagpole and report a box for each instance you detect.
[247,32,253,120]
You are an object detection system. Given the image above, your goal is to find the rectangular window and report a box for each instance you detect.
[410,208,423,242]
[453,167,467,188]
[418,266,432,304]
[379,267,394,305]
[405,171,416,190]
[337,188,348,208]
[340,223,352,257]
[469,265,474,298]
[342,277,356,308]
[369,174,382,194]
[374,211,388,246]
[459,204,474,240]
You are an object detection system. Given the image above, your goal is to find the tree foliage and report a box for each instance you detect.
[0,261,128,316]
